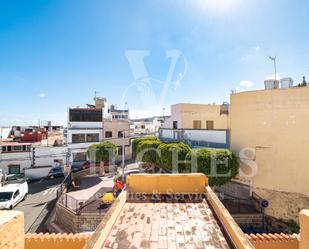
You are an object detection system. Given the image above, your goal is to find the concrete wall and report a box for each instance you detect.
[0,146,67,175]
[34,146,67,167]
[164,103,229,129]
[55,203,105,233]
[230,87,309,221]
[0,151,32,174]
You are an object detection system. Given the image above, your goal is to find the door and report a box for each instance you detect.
[8,165,20,175]
[193,120,201,129]
[206,120,214,130]
[12,190,20,206]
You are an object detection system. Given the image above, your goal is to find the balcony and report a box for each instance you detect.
[158,128,229,148]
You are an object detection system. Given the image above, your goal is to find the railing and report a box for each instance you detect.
[56,167,115,215]
[158,128,229,148]
[56,172,72,199]
[221,197,259,214]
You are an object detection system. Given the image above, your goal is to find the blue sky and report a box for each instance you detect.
[0,0,309,125]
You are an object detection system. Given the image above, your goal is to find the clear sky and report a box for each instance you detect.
[0,0,309,125]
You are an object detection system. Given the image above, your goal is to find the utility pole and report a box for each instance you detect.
[94,91,99,100]
[32,147,35,168]
[122,130,125,182]
[268,56,277,82]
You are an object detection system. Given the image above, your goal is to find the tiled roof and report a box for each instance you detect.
[101,200,231,249]
[25,232,91,240]
[247,233,299,249]
[247,233,299,241]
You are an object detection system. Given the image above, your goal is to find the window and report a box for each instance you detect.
[8,165,20,174]
[173,121,178,129]
[2,146,6,152]
[206,120,214,130]
[13,190,20,199]
[72,134,86,143]
[7,146,12,152]
[105,131,112,138]
[193,120,202,129]
[13,146,22,152]
[86,133,99,142]
[118,131,123,138]
[22,145,27,151]
[69,109,102,122]
[118,146,123,156]
[141,125,145,129]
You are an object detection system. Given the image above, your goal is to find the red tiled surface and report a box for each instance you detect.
[247,232,299,241]
[102,200,230,249]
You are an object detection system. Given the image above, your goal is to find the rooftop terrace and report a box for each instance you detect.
[102,199,230,249]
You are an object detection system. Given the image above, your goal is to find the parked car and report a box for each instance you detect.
[0,181,28,209]
[47,166,64,179]
[71,161,90,172]
[6,174,29,182]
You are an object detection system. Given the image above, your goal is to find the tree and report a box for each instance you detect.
[136,140,162,166]
[132,136,159,157]
[87,141,117,164]
[185,148,238,186]
[158,142,190,172]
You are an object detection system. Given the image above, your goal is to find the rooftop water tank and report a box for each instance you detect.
[264,79,280,90]
[280,77,293,88]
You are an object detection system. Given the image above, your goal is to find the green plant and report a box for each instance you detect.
[158,142,190,172]
[132,136,159,157]
[287,219,300,234]
[136,140,162,165]
[87,141,117,163]
[185,148,238,186]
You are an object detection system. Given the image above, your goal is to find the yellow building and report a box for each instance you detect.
[163,103,229,130]
[230,87,309,222]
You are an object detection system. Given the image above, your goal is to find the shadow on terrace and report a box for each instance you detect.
[53,166,117,233]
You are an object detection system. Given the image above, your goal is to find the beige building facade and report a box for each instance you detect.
[230,87,309,222]
[163,103,229,130]
[103,120,131,160]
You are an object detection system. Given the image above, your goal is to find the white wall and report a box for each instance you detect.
[0,146,68,174]
[34,146,67,167]
[0,151,32,174]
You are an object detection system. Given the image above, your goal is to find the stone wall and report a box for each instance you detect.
[254,187,309,223]
[233,213,264,229]
[56,203,105,233]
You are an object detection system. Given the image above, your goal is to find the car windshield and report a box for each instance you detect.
[0,192,13,202]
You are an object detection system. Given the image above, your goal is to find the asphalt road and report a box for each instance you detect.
[14,177,63,233]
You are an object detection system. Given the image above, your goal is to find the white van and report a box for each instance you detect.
[0,181,28,209]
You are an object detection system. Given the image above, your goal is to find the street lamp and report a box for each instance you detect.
[121,129,130,182]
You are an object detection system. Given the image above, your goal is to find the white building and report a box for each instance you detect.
[0,142,32,174]
[0,142,66,175]
[67,106,103,163]
[67,98,132,163]
[131,116,166,135]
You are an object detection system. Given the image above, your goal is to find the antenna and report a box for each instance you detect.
[94,91,99,100]
[268,56,277,82]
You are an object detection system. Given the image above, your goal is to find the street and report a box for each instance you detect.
[14,177,63,233]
